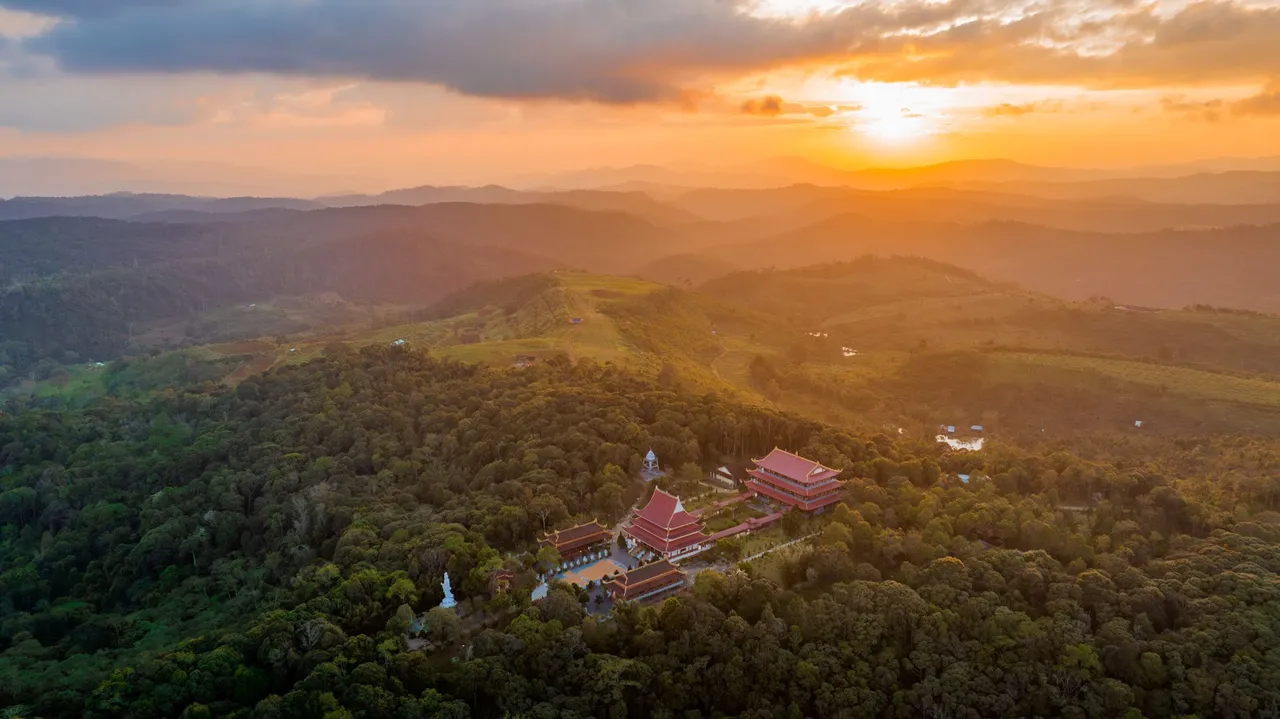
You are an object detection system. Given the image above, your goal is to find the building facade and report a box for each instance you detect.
[606,560,687,603]
[622,489,710,561]
[746,448,845,512]
[540,520,610,560]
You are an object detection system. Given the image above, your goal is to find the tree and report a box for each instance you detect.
[387,604,416,636]
[423,607,462,645]
[529,495,568,532]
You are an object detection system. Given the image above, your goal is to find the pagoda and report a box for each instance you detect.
[622,489,710,561]
[746,448,845,513]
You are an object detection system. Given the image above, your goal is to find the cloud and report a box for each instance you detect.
[0,7,56,38]
[1232,82,1280,116]
[742,95,786,117]
[6,0,1280,107]
[0,73,213,132]
[1161,94,1226,122]
[840,1,1280,89]
[0,1,175,18]
[15,0,918,104]
[981,100,1065,118]
[740,94,859,118]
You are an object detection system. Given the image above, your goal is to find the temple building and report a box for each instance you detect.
[746,448,845,513]
[540,520,610,560]
[607,560,687,603]
[622,489,710,561]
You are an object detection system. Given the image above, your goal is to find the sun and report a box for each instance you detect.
[859,107,935,144]
[844,82,945,145]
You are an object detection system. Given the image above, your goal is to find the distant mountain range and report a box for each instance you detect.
[514,156,1280,192]
[0,157,372,198]
[2,153,1279,374]
[6,154,1280,199]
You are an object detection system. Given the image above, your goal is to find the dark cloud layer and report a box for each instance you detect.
[0,0,175,17]
[7,0,1280,103]
[13,0,911,103]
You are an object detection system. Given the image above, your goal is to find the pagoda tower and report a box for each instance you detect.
[745,448,845,513]
[622,489,710,561]
[642,449,662,476]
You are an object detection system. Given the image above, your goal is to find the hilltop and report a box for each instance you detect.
[12,258,1280,445]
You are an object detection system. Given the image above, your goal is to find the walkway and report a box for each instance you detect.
[740,532,817,563]
[682,531,818,578]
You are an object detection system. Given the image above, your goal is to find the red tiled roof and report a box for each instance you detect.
[625,521,707,553]
[635,489,701,530]
[624,489,713,554]
[749,480,845,511]
[540,521,609,553]
[752,448,841,485]
[607,560,686,601]
[746,469,841,498]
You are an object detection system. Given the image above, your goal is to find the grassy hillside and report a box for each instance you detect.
[695,258,1280,443]
[331,260,1280,444]
[17,259,1280,449]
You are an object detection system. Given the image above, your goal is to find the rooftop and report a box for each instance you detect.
[612,560,683,588]
[542,521,608,546]
[635,489,702,530]
[752,448,841,485]
[714,461,753,481]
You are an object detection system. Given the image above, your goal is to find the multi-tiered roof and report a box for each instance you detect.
[623,489,708,557]
[746,448,845,512]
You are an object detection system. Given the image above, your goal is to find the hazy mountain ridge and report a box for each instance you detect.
[697,215,1280,312]
[0,193,325,221]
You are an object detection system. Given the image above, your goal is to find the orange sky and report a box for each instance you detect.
[2,1,1279,190]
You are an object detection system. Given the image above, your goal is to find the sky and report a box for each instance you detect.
[1,0,1279,190]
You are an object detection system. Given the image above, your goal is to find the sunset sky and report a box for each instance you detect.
[2,0,1279,189]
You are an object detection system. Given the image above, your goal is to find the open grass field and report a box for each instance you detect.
[27,366,108,406]
[820,291,1039,329]
[1153,309,1280,345]
[994,351,1280,408]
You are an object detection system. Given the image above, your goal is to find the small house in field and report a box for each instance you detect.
[1134,420,1144,428]
[569,318,584,325]
[970,425,984,433]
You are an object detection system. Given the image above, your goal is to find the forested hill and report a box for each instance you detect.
[0,231,559,372]
[697,218,1280,312]
[0,203,682,375]
[1,349,1278,717]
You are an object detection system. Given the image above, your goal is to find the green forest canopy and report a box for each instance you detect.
[2,348,1278,718]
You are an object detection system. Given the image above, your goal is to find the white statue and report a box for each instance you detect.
[440,572,457,609]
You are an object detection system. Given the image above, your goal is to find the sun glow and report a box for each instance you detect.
[843,82,948,145]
